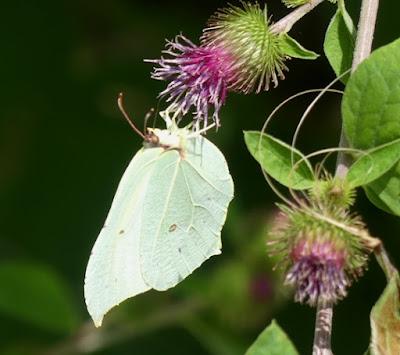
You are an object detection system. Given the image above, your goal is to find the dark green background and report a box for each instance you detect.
[0,1,399,354]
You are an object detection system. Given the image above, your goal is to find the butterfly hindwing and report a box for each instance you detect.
[139,135,234,290]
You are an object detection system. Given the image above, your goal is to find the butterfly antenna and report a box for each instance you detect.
[144,108,155,132]
[152,98,163,128]
[117,93,146,139]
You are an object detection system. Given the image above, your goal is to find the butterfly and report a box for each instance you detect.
[84,94,234,326]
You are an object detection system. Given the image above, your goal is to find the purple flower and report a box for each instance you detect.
[147,35,236,127]
[268,183,372,307]
[147,3,289,127]
[286,239,348,306]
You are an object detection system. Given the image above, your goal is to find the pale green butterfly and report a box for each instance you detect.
[84,95,234,327]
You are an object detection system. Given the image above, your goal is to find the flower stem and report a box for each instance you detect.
[351,0,380,70]
[312,301,333,355]
[374,242,397,281]
[270,0,326,34]
[313,1,380,354]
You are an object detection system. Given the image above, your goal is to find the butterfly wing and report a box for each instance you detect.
[84,146,163,327]
[139,135,234,290]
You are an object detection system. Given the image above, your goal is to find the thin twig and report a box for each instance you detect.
[44,300,204,355]
[374,243,397,281]
[270,0,326,34]
[313,1,381,354]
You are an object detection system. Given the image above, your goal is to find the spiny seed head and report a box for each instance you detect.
[202,2,288,94]
[310,177,356,210]
[147,3,293,126]
[268,185,372,306]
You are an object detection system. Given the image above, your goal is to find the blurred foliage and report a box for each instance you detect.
[0,0,399,354]
[0,262,80,333]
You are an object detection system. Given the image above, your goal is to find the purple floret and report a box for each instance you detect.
[285,240,348,306]
[147,35,237,127]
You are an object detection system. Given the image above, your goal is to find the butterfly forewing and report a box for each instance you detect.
[84,147,163,327]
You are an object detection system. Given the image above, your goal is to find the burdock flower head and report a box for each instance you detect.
[147,3,288,127]
[147,35,235,128]
[201,2,288,93]
[269,179,374,306]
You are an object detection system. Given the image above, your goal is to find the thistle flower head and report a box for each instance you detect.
[269,183,372,306]
[147,3,290,127]
[202,2,288,93]
[147,35,236,127]
[286,236,348,305]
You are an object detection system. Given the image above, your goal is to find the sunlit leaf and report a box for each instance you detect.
[343,38,400,149]
[245,320,299,355]
[342,38,400,214]
[324,1,355,83]
[365,162,400,216]
[244,131,314,190]
[280,34,319,60]
[364,186,394,215]
[347,139,400,187]
[370,272,400,354]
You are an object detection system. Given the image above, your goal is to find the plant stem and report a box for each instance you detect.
[312,1,380,354]
[312,301,333,355]
[374,242,397,281]
[351,0,380,69]
[270,0,326,34]
[335,0,380,178]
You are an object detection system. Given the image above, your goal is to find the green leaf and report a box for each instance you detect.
[280,34,319,60]
[343,38,400,150]
[365,162,400,216]
[0,261,80,333]
[245,320,299,355]
[370,272,400,355]
[342,38,400,213]
[346,139,400,187]
[244,131,315,190]
[364,186,394,215]
[323,4,355,83]
[337,0,355,32]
